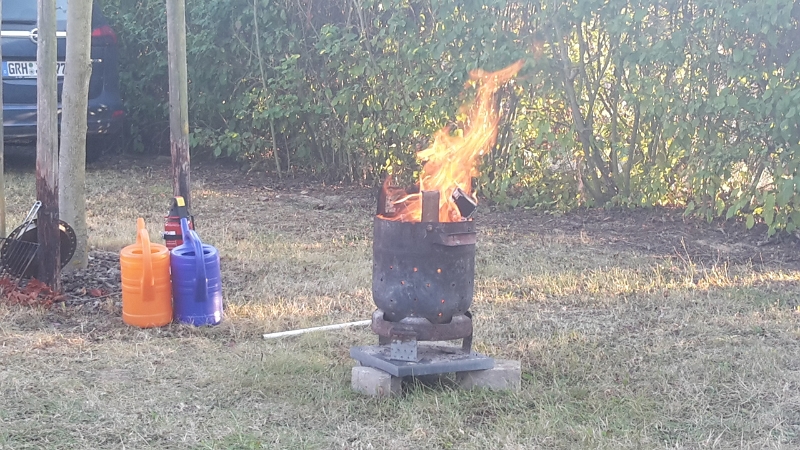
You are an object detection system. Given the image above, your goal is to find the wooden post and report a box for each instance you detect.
[58,0,94,270]
[36,0,61,289]
[166,0,191,208]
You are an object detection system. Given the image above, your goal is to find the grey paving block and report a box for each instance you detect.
[455,359,521,391]
[351,366,402,398]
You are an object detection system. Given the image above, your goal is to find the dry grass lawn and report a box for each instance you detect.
[1,155,799,449]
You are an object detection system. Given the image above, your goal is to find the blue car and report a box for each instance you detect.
[1,0,124,162]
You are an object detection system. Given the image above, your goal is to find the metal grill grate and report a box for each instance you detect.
[0,238,39,287]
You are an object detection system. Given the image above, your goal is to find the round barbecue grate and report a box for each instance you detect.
[1,220,78,277]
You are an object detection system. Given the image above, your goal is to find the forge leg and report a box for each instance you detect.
[461,334,473,353]
[461,310,474,353]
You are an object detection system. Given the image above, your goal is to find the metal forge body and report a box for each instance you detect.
[350,190,494,377]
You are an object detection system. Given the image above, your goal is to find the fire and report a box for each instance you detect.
[380,60,524,222]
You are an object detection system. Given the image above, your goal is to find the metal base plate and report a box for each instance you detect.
[350,343,494,377]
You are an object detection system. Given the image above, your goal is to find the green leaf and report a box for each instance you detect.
[746,214,755,229]
[725,204,738,220]
[777,179,794,207]
[715,198,726,216]
[763,194,776,225]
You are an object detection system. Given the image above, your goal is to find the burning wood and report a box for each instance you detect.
[380,60,524,223]
[452,187,477,219]
[421,191,440,223]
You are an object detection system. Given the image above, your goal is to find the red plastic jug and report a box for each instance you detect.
[120,218,172,327]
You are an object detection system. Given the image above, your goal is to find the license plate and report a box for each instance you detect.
[2,61,66,78]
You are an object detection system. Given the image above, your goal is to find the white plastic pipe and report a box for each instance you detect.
[262,320,371,340]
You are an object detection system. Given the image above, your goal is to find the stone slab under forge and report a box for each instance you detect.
[350,343,494,377]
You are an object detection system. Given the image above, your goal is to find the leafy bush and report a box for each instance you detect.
[101,0,800,233]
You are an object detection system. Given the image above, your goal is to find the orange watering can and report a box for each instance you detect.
[120,218,172,327]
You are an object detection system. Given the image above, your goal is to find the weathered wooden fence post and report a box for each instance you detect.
[59,0,94,270]
[36,0,61,289]
[166,0,191,208]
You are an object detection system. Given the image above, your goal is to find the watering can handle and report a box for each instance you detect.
[180,218,208,302]
[136,218,154,297]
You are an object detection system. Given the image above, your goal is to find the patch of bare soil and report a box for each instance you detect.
[482,206,800,269]
[60,250,121,307]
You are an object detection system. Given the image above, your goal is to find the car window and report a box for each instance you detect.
[1,0,69,22]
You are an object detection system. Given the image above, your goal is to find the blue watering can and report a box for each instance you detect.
[170,217,223,325]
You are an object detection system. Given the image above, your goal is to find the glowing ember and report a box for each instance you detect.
[380,60,524,222]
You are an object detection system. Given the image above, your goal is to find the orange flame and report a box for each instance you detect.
[380,60,524,222]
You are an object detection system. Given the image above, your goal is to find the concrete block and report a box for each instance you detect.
[456,359,521,391]
[351,366,402,398]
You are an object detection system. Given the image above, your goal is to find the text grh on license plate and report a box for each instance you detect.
[2,61,66,78]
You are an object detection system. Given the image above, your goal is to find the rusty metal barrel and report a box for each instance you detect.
[372,215,476,324]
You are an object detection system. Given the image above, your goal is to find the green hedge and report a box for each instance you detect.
[102,0,800,233]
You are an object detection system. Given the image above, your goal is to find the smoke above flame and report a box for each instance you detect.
[380,60,524,222]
